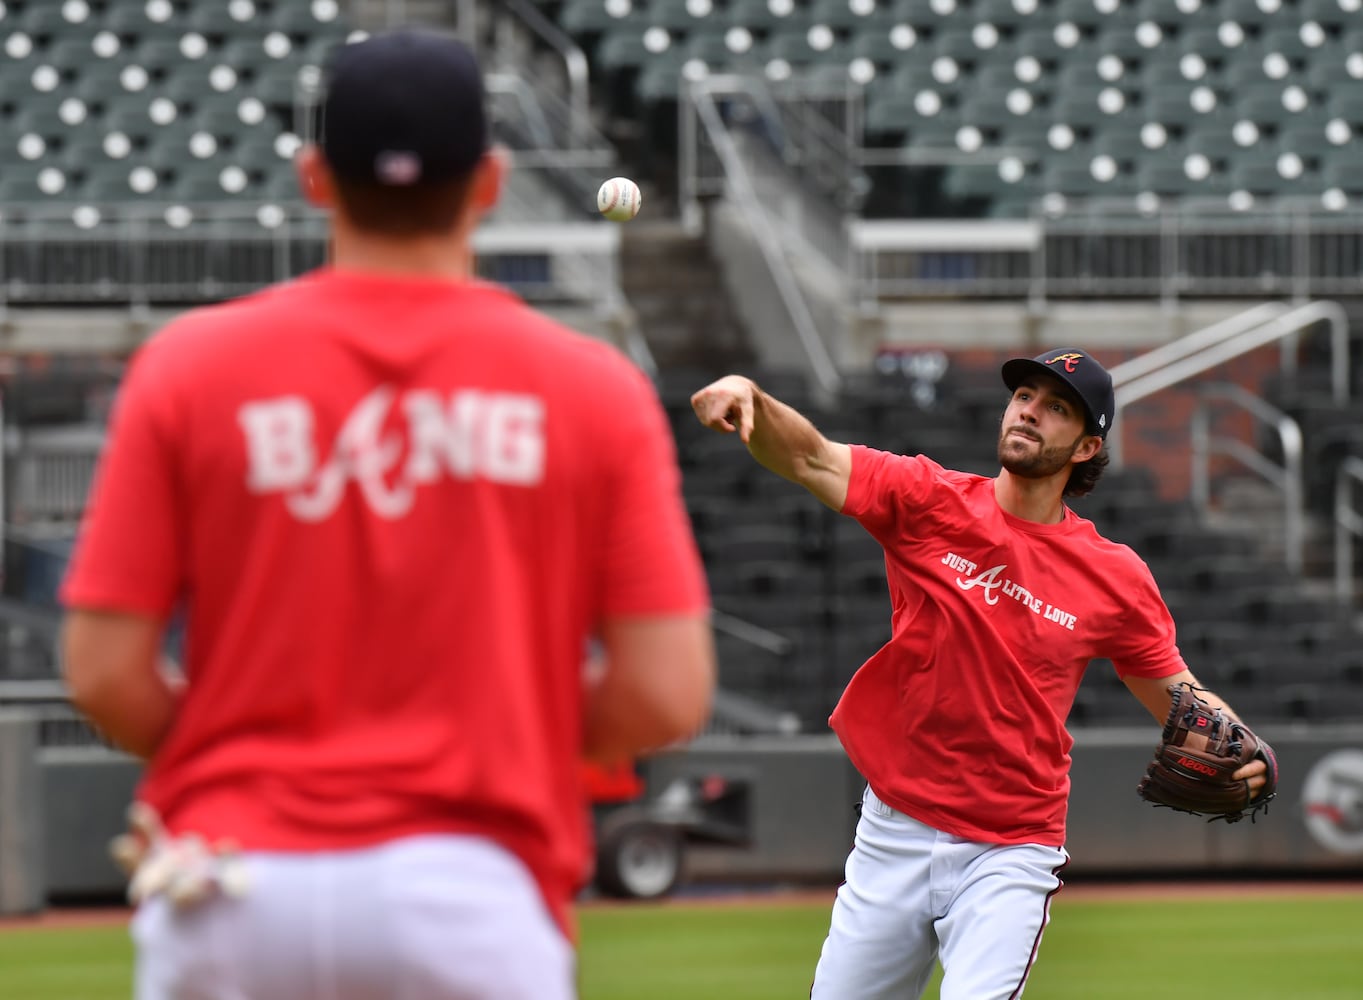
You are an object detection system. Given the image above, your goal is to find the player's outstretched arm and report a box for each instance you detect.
[1124,668,1270,798]
[691,375,852,511]
[583,614,716,763]
[62,609,182,760]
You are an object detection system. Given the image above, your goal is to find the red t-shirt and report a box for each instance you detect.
[834,447,1185,846]
[60,268,709,936]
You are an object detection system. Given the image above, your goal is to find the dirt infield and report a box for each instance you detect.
[3,879,1359,931]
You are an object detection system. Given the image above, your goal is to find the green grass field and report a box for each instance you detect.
[2,892,1360,999]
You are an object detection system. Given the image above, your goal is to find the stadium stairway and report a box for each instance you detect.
[619,219,757,371]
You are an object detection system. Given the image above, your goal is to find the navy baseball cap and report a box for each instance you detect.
[1001,348,1116,439]
[319,28,489,186]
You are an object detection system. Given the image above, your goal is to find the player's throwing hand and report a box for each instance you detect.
[691,375,757,443]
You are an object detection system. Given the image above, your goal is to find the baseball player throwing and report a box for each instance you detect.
[60,29,715,1000]
[692,349,1273,999]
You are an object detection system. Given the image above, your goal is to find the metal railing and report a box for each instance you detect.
[679,75,842,400]
[1189,383,1304,574]
[0,204,622,309]
[1333,457,1363,608]
[1111,300,1350,467]
[487,0,594,145]
[848,202,1363,303]
[1107,302,1290,387]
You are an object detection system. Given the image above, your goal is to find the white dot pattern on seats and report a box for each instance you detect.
[92,31,120,57]
[1184,154,1211,181]
[38,167,67,195]
[31,65,60,92]
[725,27,752,53]
[849,58,875,84]
[220,166,248,194]
[122,65,150,92]
[1232,120,1260,146]
[130,166,158,193]
[257,204,286,229]
[5,32,33,58]
[165,205,194,229]
[889,25,916,50]
[643,27,670,53]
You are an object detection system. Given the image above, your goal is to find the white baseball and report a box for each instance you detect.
[597,176,642,222]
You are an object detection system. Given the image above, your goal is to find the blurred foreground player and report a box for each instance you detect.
[60,29,715,1000]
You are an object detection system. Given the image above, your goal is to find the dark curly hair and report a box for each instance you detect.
[1063,442,1109,498]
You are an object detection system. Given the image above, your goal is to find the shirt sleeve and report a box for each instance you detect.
[840,445,935,543]
[59,341,185,619]
[597,366,709,619]
[1107,559,1187,680]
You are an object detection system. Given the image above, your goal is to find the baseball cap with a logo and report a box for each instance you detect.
[1000,348,1116,439]
[319,28,489,186]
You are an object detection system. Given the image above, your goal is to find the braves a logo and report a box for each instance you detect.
[1044,352,1084,373]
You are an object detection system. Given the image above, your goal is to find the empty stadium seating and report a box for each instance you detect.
[0,0,350,209]
[533,0,1363,211]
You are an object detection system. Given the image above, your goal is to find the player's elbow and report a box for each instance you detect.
[61,615,113,714]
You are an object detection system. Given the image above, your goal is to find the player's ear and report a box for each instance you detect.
[1073,433,1103,463]
[295,144,336,209]
[468,144,509,214]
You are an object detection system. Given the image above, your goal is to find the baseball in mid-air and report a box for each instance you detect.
[597,176,642,222]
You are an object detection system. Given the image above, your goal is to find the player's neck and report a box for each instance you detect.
[993,470,1067,524]
[328,224,475,281]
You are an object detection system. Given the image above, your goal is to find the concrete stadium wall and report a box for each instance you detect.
[645,727,1363,882]
[4,725,1361,912]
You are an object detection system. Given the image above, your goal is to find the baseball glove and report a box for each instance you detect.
[1136,682,1278,823]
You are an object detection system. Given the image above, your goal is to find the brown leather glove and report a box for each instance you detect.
[1136,682,1278,823]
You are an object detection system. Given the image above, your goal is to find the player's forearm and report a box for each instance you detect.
[62,612,180,760]
[746,387,835,486]
[67,666,179,760]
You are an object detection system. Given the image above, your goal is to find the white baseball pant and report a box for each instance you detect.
[132,833,575,1000]
[811,785,1068,1000]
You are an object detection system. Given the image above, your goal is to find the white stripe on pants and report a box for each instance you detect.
[132,834,575,1000]
[811,786,1068,1000]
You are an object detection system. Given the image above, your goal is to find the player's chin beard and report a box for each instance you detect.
[997,429,1080,480]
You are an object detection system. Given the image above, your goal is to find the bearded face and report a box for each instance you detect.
[996,379,1093,480]
[997,424,1086,479]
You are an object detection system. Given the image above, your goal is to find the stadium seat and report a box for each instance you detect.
[1326,88,1363,125]
[944,160,1035,201]
[185,5,259,39]
[639,0,719,31]
[635,51,692,101]
[809,0,896,30]
[0,162,76,201]
[102,4,187,40]
[268,1,348,39]
[725,0,808,30]
[1234,81,1313,125]
[1217,0,1291,29]
[1050,0,1108,31]
[559,0,635,35]
[596,28,662,72]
